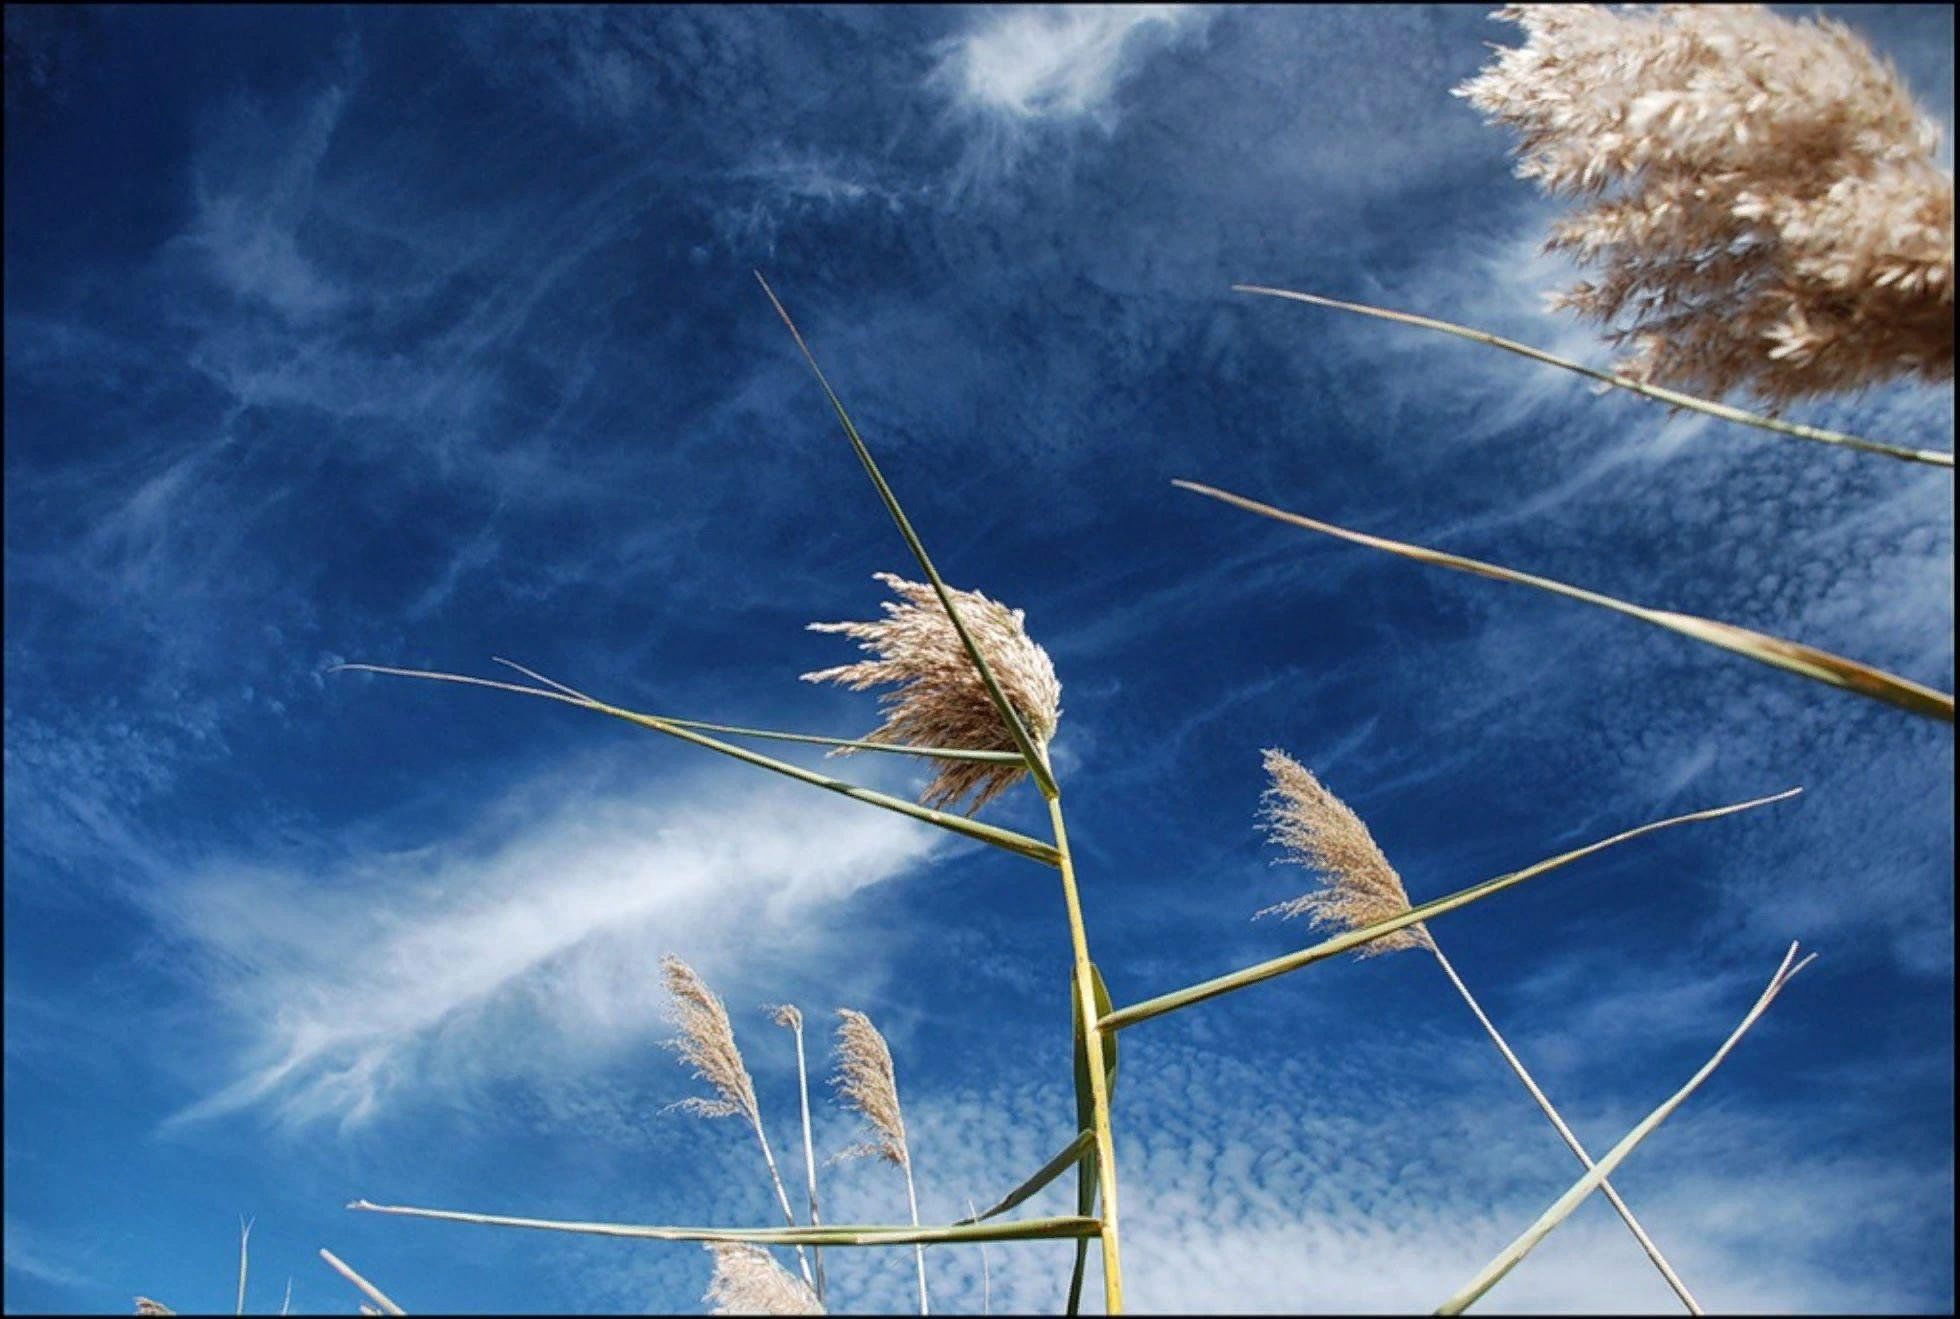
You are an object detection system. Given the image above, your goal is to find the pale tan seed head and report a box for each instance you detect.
[831,1008,909,1168]
[770,1003,803,1032]
[703,1243,826,1316]
[1457,4,1953,406]
[1256,749,1430,956]
[133,1301,176,1317]
[661,956,760,1125]
[803,573,1063,814]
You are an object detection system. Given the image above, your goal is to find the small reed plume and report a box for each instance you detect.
[703,1243,825,1316]
[134,1301,175,1316]
[1456,4,1954,406]
[832,1009,928,1315]
[662,957,814,1291]
[1256,749,1430,955]
[1256,748,1703,1312]
[804,573,1062,813]
[772,1003,827,1305]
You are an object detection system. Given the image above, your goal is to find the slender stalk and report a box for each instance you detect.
[236,1216,252,1317]
[902,1158,930,1315]
[1173,481,1954,723]
[1436,944,1816,1315]
[749,1111,816,1291]
[280,1278,291,1317]
[1428,943,1700,1313]
[332,664,1062,865]
[967,1198,991,1317]
[317,1249,406,1317]
[346,1200,1097,1245]
[1049,795,1125,1314]
[958,1132,1095,1225]
[782,1013,827,1304]
[1232,284,1954,469]
[1103,788,1800,1032]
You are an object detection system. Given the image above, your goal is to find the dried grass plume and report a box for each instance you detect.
[831,1009,910,1168]
[804,573,1062,813]
[662,956,760,1124]
[703,1243,825,1316]
[133,1301,175,1317]
[1257,748,1430,955]
[1457,4,1954,405]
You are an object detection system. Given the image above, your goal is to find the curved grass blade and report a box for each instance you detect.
[755,272,1058,799]
[1101,788,1801,1033]
[332,663,1060,866]
[318,1249,405,1316]
[346,1200,1097,1246]
[1435,943,1816,1315]
[1067,964,1117,1315]
[955,1132,1095,1226]
[1233,284,1954,469]
[1175,481,1955,724]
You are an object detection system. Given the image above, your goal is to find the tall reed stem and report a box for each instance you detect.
[1049,793,1125,1314]
[1428,943,1700,1313]
[748,1116,815,1290]
[902,1158,929,1315]
[786,1016,826,1304]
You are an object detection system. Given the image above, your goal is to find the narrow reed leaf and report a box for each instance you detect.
[1102,788,1802,1032]
[1067,965,1116,1316]
[317,1249,406,1316]
[704,1243,825,1316]
[1232,285,1953,468]
[347,1200,1098,1246]
[331,663,1061,865]
[1435,944,1817,1315]
[1174,481,1955,723]
[956,1131,1096,1225]
[755,272,1058,799]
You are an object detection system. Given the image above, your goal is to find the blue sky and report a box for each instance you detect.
[3,4,1953,1314]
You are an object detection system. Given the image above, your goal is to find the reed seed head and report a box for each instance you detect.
[661,956,760,1125]
[133,1301,176,1316]
[831,1008,910,1168]
[803,572,1063,814]
[1457,4,1954,406]
[770,1003,804,1032]
[703,1243,826,1315]
[1257,748,1430,956]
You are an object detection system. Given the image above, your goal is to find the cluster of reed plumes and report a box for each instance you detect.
[664,957,930,1315]
[1457,3,1953,406]
[328,6,1949,1313]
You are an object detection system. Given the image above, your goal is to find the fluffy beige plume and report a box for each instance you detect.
[1256,749,1430,956]
[803,573,1062,814]
[1457,4,1954,406]
[661,956,762,1123]
[703,1243,825,1316]
[133,1301,175,1316]
[832,1009,929,1314]
[832,1009,910,1167]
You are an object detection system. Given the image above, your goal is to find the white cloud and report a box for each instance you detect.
[148,756,949,1127]
[930,5,1212,126]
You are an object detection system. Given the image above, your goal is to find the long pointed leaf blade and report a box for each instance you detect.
[333,663,1060,866]
[1232,284,1953,468]
[956,1131,1095,1226]
[1435,944,1816,1315]
[346,1200,1096,1246]
[1100,789,1801,1032]
[755,272,1058,799]
[1174,481,1955,724]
